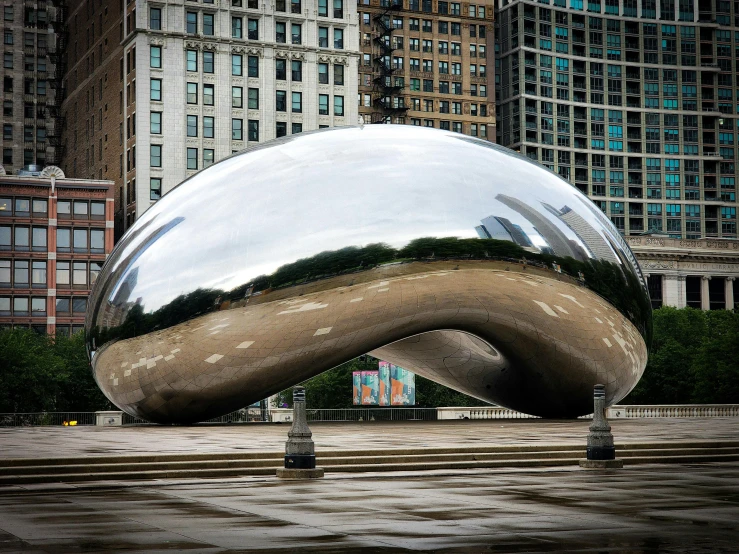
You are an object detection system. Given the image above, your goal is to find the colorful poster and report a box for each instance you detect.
[390,364,416,406]
[378,361,391,406]
[352,371,362,405]
[361,370,379,405]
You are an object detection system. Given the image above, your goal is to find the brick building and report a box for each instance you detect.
[0,165,114,335]
[358,0,496,139]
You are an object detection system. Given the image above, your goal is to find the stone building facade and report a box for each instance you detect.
[358,0,496,139]
[61,0,359,238]
[0,167,114,335]
[629,236,739,311]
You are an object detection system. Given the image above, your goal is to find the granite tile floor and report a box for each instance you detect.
[1,464,738,552]
[2,419,738,459]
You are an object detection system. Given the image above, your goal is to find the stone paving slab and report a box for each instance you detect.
[1,418,738,460]
[0,464,737,552]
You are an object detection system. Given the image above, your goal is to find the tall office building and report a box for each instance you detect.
[0,1,65,171]
[357,0,496,139]
[495,0,738,240]
[495,0,739,309]
[60,0,359,237]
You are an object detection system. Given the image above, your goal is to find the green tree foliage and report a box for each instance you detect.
[625,307,739,404]
[0,329,110,413]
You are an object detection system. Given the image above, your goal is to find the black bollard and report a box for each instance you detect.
[579,384,623,469]
[276,387,325,479]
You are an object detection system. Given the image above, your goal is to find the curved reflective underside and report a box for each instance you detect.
[86,126,651,423]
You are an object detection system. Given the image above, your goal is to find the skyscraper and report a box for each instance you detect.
[0,1,64,171]
[60,0,359,238]
[495,0,738,242]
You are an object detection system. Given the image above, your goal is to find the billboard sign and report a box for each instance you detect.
[361,370,379,405]
[352,371,362,405]
[390,364,416,406]
[378,361,391,406]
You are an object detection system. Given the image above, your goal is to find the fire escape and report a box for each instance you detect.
[47,1,68,167]
[371,1,408,124]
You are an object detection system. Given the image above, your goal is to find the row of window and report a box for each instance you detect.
[0,198,105,219]
[0,226,105,253]
[520,0,723,23]
[0,260,101,289]
[0,296,88,317]
[2,30,49,49]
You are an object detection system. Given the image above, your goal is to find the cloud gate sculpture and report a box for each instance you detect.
[86,126,651,424]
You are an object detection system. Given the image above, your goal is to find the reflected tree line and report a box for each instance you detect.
[91,237,651,347]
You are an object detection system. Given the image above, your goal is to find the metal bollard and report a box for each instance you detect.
[579,384,623,469]
[276,386,325,479]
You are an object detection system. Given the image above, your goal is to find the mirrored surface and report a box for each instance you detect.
[86,125,651,423]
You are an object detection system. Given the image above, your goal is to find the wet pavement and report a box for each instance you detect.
[0,463,737,552]
[2,418,739,459]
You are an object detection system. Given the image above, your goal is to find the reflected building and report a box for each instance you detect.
[542,203,619,264]
[477,215,533,248]
[495,193,584,261]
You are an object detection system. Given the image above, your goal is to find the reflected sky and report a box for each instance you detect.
[100,126,628,313]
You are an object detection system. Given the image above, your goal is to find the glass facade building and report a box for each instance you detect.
[495,0,739,240]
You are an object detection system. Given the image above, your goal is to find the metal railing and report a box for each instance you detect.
[1,405,738,427]
[306,408,437,422]
[0,412,96,427]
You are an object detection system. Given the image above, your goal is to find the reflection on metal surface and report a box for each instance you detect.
[86,126,651,424]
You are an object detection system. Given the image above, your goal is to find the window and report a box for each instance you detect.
[90,230,104,253]
[319,94,329,115]
[186,50,198,72]
[334,95,344,116]
[232,54,243,75]
[150,46,162,68]
[150,178,162,201]
[334,28,343,49]
[150,112,162,134]
[203,84,214,105]
[72,298,87,314]
[292,123,303,134]
[203,51,214,73]
[204,117,214,138]
[319,0,328,17]
[186,12,197,34]
[334,64,344,85]
[232,16,243,39]
[292,23,302,44]
[232,86,243,108]
[291,60,302,81]
[292,92,302,113]
[151,79,162,101]
[318,63,329,84]
[14,260,29,285]
[151,144,162,167]
[187,115,198,137]
[276,90,287,111]
[31,227,46,252]
[187,82,198,104]
[319,27,329,48]
[276,122,287,138]
[0,226,10,250]
[187,148,198,170]
[291,0,302,14]
[248,120,259,141]
[203,149,214,168]
[248,18,258,40]
[203,13,214,35]
[150,7,162,30]
[73,229,87,253]
[276,59,287,80]
[232,118,243,140]
[248,56,259,77]
[276,22,286,43]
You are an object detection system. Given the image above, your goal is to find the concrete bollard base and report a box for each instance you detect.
[276,468,325,479]
[579,459,624,469]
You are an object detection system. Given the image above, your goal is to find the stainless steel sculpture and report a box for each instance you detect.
[86,126,651,423]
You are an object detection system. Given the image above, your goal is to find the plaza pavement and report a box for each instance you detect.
[0,419,738,551]
[1,418,738,459]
